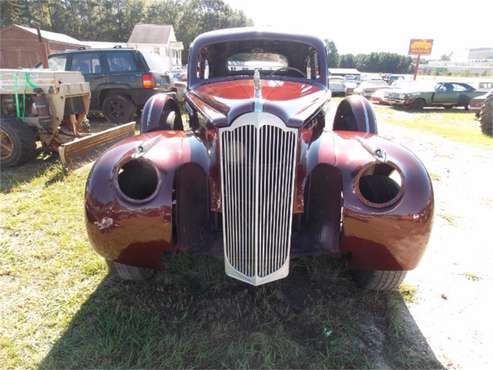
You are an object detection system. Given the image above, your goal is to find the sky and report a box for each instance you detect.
[225,0,491,61]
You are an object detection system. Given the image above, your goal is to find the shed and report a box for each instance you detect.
[0,24,82,68]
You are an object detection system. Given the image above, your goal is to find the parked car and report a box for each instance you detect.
[37,48,173,123]
[382,74,405,85]
[370,81,417,105]
[85,28,434,290]
[328,76,346,96]
[387,82,484,110]
[353,79,389,98]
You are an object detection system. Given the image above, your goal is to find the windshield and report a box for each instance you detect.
[193,39,323,84]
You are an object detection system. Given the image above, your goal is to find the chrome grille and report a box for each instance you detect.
[219,112,297,286]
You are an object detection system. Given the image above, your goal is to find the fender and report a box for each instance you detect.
[141,93,182,132]
[304,130,434,271]
[85,131,210,269]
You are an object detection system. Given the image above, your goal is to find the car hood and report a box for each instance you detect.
[187,79,330,128]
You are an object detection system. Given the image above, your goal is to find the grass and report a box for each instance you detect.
[462,272,481,282]
[399,283,418,304]
[0,156,443,369]
[374,105,493,149]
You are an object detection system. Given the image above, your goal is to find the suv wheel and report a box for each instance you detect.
[102,95,136,124]
[0,118,36,167]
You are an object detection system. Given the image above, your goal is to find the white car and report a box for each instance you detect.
[354,79,389,98]
[328,76,346,96]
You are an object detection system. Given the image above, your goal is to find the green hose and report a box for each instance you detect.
[13,71,39,118]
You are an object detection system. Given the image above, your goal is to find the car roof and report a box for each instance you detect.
[52,48,138,55]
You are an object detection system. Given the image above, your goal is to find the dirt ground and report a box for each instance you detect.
[376,112,493,369]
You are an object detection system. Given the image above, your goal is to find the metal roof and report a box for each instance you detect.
[16,25,82,45]
[128,24,173,44]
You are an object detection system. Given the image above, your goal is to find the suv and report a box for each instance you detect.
[38,48,173,124]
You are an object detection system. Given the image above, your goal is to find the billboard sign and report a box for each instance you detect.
[409,39,433,55]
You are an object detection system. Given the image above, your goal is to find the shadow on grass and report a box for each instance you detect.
[40,256,443,369]
[0,154,65,193]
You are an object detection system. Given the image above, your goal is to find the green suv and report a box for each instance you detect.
[387,82,484,110]
[38,48,173,123]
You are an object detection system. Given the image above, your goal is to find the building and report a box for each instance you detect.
[468,48,493,61]
[127,24,183,70]
[0,24,82,68]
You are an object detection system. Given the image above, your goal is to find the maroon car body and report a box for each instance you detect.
[85,29,434,288]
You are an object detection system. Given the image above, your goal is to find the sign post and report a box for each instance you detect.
[408,39,433,80]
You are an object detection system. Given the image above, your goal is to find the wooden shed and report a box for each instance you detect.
[0,24,82,68]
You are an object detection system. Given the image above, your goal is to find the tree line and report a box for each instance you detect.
[0,0,253,60]
[326,40,414,74]
[0,0,414,73]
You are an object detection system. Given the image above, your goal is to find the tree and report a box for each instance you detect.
[342,52,413,73]
[339,54,355,68]
[0,0,23,27]
[324,39,339,68]
[3,0,252,53]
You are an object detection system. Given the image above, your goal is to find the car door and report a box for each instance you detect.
[67,52,108,108]
[432,83,455,105]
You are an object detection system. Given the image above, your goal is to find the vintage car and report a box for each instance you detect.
[85,28,434,289]
[353,79,389,98]
[370,80,416,105]
[387,82,484,110]
[328,76,346,96]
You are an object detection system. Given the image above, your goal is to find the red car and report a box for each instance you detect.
[85,29,434,289]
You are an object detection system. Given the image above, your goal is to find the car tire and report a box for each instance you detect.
[351,270,407,290]
[108,261,155,281]
[102,94,137,124]
[0,118,36,168]
[410,98,425,110]
[480,93,493,137]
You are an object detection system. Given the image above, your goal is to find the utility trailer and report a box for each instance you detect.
[0,69,135,168]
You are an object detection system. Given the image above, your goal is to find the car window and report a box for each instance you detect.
[71,53,102,74]
[435,84,447,92]
[106,51,138,72]
[47,55,67,70]
[452,84,468,92]
[227,53,288,72]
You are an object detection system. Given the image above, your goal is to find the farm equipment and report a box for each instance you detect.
[0,69,135,169]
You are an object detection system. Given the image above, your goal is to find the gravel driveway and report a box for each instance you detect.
[378,117,493,369]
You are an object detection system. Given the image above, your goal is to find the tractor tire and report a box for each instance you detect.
[109,261,155,281]
[102,94,136,124]
[480,93,493,137]
[351,270,407,290]
[410,98,425,111]
[0,118,36,168]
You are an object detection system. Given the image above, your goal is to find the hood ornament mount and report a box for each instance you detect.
[253,69,263,112]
